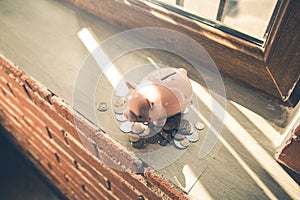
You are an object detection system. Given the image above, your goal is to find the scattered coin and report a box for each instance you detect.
[132,123,146,134]
[139,127,151,137]
[145,134,160,144]
[195,122,205,130]
[121,109,199,149]
[97,102,108,112]
[186,131,200,143]
[188,121,194,134]
[129,134,140,142]
[174,140,187,149]
[115,113,127,122]
[177,119,189,129]
[113,98,124,107]
[174,133,186,141]
[180,138,190,147]
[120,121,133,133]
[131,139,146,149]
[177,119,191,134]
[113,105,126,114]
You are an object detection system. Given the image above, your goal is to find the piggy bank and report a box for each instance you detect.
[124,67,193,126]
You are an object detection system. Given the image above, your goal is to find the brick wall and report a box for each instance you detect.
[0,54,188,199]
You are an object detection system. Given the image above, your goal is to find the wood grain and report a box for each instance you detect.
[264,0,300,101]
[64,0,286,100]
[64,0,300,103]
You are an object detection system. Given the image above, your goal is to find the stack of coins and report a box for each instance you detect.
[112,97,204,150]
[129,116,203,150]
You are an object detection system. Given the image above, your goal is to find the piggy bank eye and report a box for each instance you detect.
[138,115,142,119]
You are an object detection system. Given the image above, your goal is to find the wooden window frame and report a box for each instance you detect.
[66,0,299,104]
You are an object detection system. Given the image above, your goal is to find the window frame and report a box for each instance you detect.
[66,0,300,103]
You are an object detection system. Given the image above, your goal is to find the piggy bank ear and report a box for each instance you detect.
[149,104,167,127]
[125,80,137,90]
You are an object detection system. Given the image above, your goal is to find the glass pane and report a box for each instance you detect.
[148,0,278,44]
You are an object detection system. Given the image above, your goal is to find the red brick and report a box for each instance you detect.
[25,138,89,200]
[25,127,102,199]
[66,134,145,199]
[92,131,145,173]
[0,55,23,77]
[116,171,165,200]
[48,130,129,200]
[51,95,75,123]
[20,74,53,102]
[145,167,189,200]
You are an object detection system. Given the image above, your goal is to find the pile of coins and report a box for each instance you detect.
[112,97,204,149]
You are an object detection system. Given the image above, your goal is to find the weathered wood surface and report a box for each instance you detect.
[264,0,300,101]
[0,0,299,199]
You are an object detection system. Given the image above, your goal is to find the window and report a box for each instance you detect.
[66,0,300,104]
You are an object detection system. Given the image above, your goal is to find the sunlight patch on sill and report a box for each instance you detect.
[230,101,280,146]
[77,28,129,97]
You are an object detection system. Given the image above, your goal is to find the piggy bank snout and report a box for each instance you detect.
[127,93,152,123]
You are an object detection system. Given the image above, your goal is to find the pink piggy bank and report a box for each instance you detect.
[124,67,193,126]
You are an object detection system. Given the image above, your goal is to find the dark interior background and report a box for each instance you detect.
[0,125,64,200]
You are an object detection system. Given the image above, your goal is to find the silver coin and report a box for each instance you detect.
[174,133,186,141]
[120,121,133,133]
[115,113,127,122]
[188,121,194,134]
[128,134,140,142]
[132,123,146,134]
[113,98,124,107]
[131,139,146,149]
[114,106,126,114]
[139,127,151,137]
[174,140,187,149]
[97,102,108,111]
[186,131,200,143]
[177,119,193,135]
[180,138,190,147]
[195,122,205,130]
